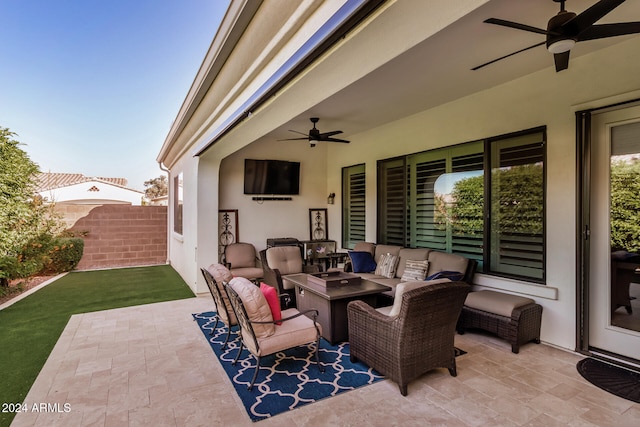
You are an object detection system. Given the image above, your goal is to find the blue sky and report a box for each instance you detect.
[0,0,229,190]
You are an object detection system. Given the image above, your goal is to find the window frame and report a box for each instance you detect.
[173,172,183,236]
[485,128,546,282]
[376,126,546,283]
[342,163,366,249]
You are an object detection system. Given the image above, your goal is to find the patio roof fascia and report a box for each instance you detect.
[157,0,263,168]
[191,0,388,158]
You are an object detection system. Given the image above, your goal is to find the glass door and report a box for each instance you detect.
[589,105,640,360]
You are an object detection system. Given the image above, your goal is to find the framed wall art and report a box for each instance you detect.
[309,208,328,240]
[218,209,239,263]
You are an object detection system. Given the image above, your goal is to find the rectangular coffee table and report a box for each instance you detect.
[285,273,391,344]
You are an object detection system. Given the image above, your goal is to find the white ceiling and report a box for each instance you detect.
[268,0,640,142]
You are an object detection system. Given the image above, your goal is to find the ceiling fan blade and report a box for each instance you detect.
[577,22,640,40]
[287,129,309,137]
[554,51,570,72]
[323,137,350,143]
[318,130,343,138]
[484,18,550,35]
[471,41,546,71]
[278,137,309,141]
[565,0,626,34]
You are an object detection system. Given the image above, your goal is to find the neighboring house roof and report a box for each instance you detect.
[36,172,130,192]
[36,172,144,205]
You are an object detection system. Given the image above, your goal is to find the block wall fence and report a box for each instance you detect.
[55,204,167,270]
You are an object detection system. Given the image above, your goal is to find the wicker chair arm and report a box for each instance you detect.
[348,301,398,333]
[348,301,402,361]
[510,303,542,322]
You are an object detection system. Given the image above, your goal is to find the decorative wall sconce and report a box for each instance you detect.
[327,192,335,204]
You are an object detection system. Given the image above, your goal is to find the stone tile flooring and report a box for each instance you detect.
[11,296,640,426]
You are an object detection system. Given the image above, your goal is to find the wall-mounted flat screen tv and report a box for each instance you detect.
[244,159,300,195]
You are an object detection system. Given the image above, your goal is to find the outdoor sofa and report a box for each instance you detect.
[345,242,476,299]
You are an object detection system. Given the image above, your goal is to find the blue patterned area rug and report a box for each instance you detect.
[193,311,384,422]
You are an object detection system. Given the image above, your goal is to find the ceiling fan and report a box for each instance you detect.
[280,117,349,147]
[472,0,640,72]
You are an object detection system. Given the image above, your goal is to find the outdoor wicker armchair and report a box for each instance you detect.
[347,280,470,396]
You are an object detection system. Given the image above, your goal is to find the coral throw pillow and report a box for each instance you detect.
[260,282,282,324]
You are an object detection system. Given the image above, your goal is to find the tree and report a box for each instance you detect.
[0,128,62,286]
[441,164,543,237]
[610,158,640,252]
[447,174,484,236]
[144,175,168,200]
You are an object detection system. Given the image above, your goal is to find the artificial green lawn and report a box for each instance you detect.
[0,265,194,427]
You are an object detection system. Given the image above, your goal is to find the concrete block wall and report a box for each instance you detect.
[58,205,167,270]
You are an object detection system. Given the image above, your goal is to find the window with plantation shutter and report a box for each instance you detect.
[377,158,407,246]
[489,132,545,280]
[375,127,545,283]
[342,164,366,249]
[409,154,447,250]
[449,148,485,268]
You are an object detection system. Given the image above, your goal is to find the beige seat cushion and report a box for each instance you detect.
[208,263,233,283]
[226,243,257,268]
[353,242,376,257]
[253,308,320,356]
[206,264,237,325]
[229,277,275,338]
[386,278,451,317]
[375,305,393,316]
[229,266,264,280]
[266,246,303,274]
[426,251,468,277]
[464,290,535,318]
[266,246,304,290]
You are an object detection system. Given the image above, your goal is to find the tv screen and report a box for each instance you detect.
[244,159,300,195]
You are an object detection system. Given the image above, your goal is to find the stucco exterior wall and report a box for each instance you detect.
[158,0,640,353]
[321,36,640,350]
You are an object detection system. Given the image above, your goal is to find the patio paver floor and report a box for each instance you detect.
[11,295,640,426]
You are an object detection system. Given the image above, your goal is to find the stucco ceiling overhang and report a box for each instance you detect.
[194,0,640,160]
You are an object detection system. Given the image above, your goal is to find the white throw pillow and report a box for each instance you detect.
[400,259,429,282]
[375,253,399,278]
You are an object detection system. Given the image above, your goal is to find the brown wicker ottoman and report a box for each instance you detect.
[456,290,542,353]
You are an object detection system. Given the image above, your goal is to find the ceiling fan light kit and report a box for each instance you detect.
[547,38,576,53]
[474,0,640,72]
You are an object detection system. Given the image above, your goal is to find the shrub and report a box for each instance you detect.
[0,234,52,285]
[0,256,19,288]
[41,238,84,274]
[0,235,84,286]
